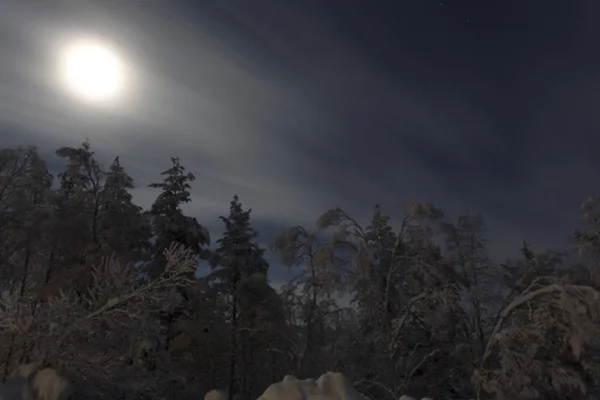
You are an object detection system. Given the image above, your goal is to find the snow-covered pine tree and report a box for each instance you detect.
[99,156,151,263]
[209,195,269,400]
[146,157,209,278]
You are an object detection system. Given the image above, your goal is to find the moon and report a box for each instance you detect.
[58,38,126,104]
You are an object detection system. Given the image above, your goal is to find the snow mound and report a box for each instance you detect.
[204,389,227,400]
[0,363,72,400]
[207,373,453,400]
[258,372,368,400]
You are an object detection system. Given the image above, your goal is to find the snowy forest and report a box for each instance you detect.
[2,141,600,400]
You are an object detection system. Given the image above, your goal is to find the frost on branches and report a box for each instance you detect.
[474,277,600,400]
[6,142,600,400]
[0,243,198,399]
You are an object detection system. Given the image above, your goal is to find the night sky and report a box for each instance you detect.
[1,0,599,284]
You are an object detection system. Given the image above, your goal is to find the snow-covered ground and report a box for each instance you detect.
[205,372,442,400]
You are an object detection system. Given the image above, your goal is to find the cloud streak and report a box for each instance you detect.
[1,0,599,276]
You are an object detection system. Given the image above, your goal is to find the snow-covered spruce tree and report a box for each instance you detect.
[147,157,209,279]
[98,156,152,264]
[208,195,270,400]
[54,140,105,246]
[49,142,153,302]
[156,196,279,399]
[50,140,107,298]
[137,157,212,397]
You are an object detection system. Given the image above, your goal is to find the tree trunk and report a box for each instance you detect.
[247,335,255,400]
[1,242,33,381]
[228,292,238,400]
[240,331,248,400]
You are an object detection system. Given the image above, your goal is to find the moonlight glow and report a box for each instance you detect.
[58,38,126,103]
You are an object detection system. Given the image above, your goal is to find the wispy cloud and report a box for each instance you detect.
[1,0,599,279]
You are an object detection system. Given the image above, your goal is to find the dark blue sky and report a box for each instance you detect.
[1,0,599,284]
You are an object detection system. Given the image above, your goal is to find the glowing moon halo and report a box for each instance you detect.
[58,38,125,104]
